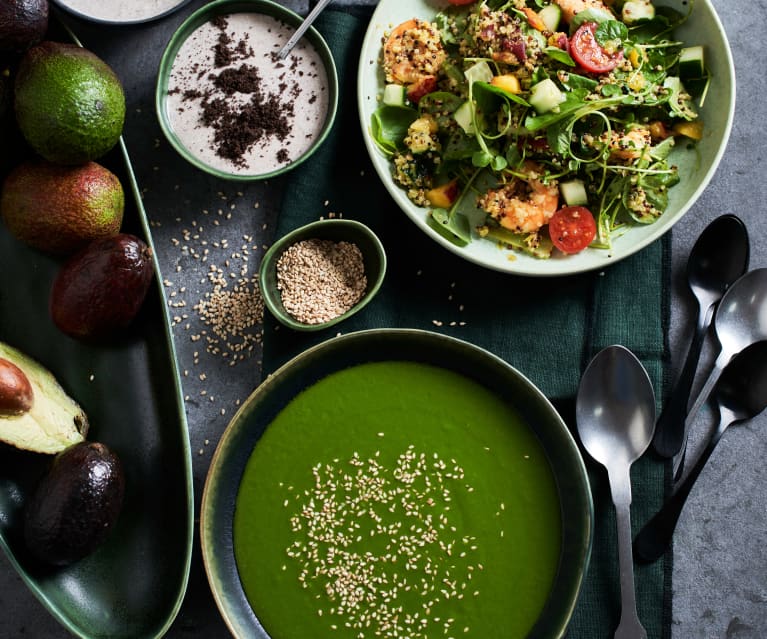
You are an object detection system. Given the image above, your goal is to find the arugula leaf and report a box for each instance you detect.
[443,130,480,162]
[601,83,623,97]
[473,81,530,107]
[596,20,628,47]
[570,7,615,33]
[472,150,494,168]
[371,105,419,154]
[429,208,472,246]
[545,47,576,67]
[650,136,675,160]
[418,91,465,129]
[547,120,572,156]
[561,73,599,92]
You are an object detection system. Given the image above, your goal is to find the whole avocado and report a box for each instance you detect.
[50,233,154,341]
[0,0,48,53]
[24,441,125,567]
[0,160,124,255]
[14,41,125,165]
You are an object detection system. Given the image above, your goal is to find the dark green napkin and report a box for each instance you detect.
[262,9,672,638]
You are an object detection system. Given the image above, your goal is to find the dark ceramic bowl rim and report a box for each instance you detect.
[154,0,339,181]
[259,219,387,332]
[200,328,594,639]
[50,0,194,25]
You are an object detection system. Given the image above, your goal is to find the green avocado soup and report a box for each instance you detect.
[233,361,562,638]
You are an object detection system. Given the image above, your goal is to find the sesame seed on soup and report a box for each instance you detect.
[166,13,329,175]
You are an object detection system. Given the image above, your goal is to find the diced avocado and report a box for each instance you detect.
[0,342,88,454]
[560,179,588,206]
[538,4,562,32]
[622,0,656,24]
[529,78,565,114]
[679,46,705,80]
[454,100,475,134]
[382,83,407,107]
[464,60,493,86]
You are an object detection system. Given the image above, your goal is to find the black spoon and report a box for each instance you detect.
[634,339,767,564]
[652,214,749,459]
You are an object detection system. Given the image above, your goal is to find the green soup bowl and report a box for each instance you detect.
[201,329,593,639]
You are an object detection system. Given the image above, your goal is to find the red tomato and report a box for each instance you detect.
[548,206,597,254]
[570,22,622,74]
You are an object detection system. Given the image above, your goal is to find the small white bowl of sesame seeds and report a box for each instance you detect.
[259,219,387,331]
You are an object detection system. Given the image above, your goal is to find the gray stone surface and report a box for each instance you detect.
[0,0,764,637]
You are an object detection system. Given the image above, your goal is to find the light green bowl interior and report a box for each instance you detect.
[259,219,387,332]
[155,0,339,181]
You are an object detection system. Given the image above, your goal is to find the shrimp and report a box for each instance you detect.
[553,0,615,24]
[383,19,446,85]
[604,126,652,162]
[478,162,560,234]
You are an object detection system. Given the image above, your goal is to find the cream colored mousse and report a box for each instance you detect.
[166,12,330,176]
[57,0,187,22]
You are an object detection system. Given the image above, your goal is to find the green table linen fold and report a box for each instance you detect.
[262,9,672,638]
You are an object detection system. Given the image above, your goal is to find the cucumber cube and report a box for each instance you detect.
[529,78,565,114]
[538,4,562,32]
[454,100,475,135]
[679,46,705,79]
[382,84,407,107]
[560,179,588,206]
[622,0,656,24]
[464,61,493,86]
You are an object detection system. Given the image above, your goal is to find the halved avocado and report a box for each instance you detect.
[0,341,88,453]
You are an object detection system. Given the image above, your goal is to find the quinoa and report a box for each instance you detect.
[276,239,367,325]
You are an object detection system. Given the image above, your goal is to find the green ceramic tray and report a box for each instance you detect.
[0,27,193,639]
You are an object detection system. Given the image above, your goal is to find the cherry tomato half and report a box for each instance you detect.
[548,206,597,254]
[570,22,622,74]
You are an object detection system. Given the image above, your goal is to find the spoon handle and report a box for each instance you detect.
[672,348,728,480]
[276,0,334,59]
[634,415,728,564]
[652,301,714,458]
[610,470,647,639]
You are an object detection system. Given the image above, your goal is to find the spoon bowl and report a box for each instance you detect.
[635,340,767,563]
[577,346,656,467]
[652,214,749,458]
[576,345,656,639]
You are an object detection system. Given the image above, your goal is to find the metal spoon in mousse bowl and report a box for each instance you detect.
[652,214,749,460]
[634,340,767,564]
[275,0,333,60]
[576,345,656,639]
[673,267,767,479]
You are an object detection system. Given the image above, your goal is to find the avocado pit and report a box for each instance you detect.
[0,356,34,415]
